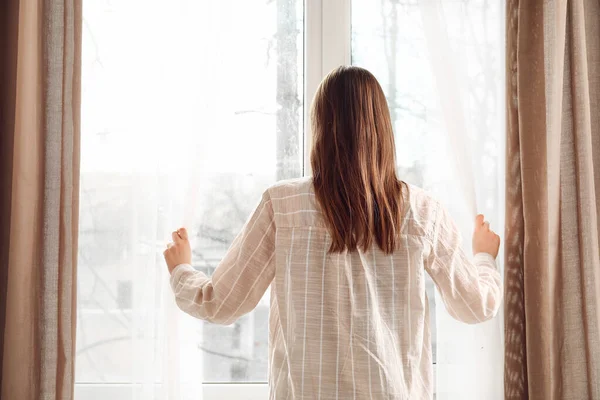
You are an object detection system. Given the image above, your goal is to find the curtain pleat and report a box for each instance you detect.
[503,0,528,397]
[0,0,20,393]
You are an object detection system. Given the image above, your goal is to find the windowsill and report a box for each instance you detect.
[75,364,437,399]
[75,382,269,400]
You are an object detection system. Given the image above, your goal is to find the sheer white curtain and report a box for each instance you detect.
[419,2,505,398]
[352,0,505,398]
[77,2,207,398]
[76,0,302,399]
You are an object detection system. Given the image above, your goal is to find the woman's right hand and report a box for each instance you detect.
[472,214,501,258]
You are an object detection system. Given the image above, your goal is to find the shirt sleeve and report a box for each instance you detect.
[424,201,502,324]
[169,191,276,325]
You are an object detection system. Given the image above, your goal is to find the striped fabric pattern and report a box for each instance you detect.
[170,178,502,399]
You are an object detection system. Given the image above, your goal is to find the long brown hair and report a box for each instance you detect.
[311,66,404,254]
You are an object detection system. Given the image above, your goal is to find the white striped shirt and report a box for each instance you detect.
[170,177,502,399]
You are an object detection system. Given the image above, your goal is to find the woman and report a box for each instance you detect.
[164,66,502,399]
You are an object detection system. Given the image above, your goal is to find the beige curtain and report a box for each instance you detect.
[504,0,600,399]
[0,0,82,399]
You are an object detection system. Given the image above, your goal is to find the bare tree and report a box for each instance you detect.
[275,0,301,181]
[381,0,400,123]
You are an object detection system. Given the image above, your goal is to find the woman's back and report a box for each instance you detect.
[268,177,431,399]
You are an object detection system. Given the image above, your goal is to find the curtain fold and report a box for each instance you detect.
[0,0,19,392]
[504,0,600,399]
[0,0,82,399]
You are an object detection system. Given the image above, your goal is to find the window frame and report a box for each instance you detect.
[304,0,350,176]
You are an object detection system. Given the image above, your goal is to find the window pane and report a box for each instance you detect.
[77,0,303,388]
[352,0,505,367]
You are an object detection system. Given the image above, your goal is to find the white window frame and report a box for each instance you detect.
[303,0,351,175]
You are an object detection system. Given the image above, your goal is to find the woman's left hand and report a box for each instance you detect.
[163,227,192,274]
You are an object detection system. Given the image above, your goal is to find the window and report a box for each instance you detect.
[76,1,504,398]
